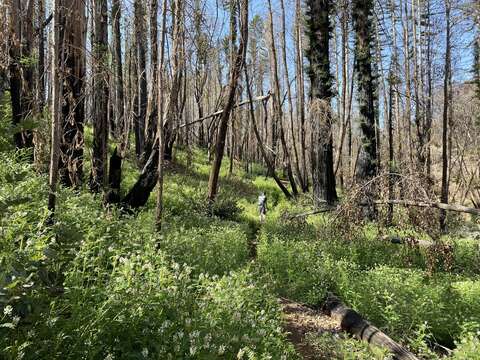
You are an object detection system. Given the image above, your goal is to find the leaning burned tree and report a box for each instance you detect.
[206,0,249,203]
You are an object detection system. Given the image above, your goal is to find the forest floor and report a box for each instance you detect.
[1,140,480,359]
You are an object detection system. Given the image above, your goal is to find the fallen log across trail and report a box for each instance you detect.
[291,199,480,220]
[323,293,419,360]
[369,199,480,216]
[285,207,335,219]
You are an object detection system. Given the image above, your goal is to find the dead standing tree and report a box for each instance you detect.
[58,0,86,188]
[90,0,109,193]
[353,0,378,218]
[206,0,249,203]
[266,0,298,196]
[305,0,338,206]
[8,0,34,151]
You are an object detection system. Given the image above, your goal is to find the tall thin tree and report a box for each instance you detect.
[207,0,248,202]
[91,0,109,192]
[353,0,378,215]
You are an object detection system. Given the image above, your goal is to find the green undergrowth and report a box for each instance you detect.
[256,202,480,356]
[0,144,296,359]
[1,111,480,358]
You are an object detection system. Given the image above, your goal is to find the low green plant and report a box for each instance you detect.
[159,222,249,276]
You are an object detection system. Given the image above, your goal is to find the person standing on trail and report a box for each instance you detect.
[258,192,267,223]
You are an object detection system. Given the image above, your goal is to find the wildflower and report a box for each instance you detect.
[105,354,114,360]
[204,333,212,343]
[3,305,13,317]
[218,345,226,355]
[141,348,149,358]
[12,316,20,325]
[189,346,197,356]
[237,348,245,359]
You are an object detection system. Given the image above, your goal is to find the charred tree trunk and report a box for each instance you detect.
[305,0,337,206]
[112,0,125,147]
[353,0,378,217]
[144,0,159,158]
[134,0,147,161]
[105,148,122,205]
[324,294,419,360]
[58,0,86,187]
[440,0,451,232]
[8,0,34,150]
[48,0,63,219]
[90,0,109,192]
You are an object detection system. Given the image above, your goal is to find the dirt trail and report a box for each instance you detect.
[279,298,341,359]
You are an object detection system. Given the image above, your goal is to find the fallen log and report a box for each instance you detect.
[370,199,480,216]
[286,207,335,219]
[323,293,418,360]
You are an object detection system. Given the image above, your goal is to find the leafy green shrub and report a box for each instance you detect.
[337,266,447,341]
[209,196,242,220]
[160,222,249,276]
[305,332,389,359]
[197,269,298,359]
[0,93,14,152]
[257,237,337,304]
[452,331,480,359]
[1,221,294,359]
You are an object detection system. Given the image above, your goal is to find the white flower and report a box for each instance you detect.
[105,354,114,360]
[141,347,149,358]
[237,348,245,359]
[218,345,226,355]
[189,346,197,355]
[12,316,20,325]
[3,305,13,317]
[185,318,191,326]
